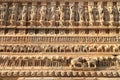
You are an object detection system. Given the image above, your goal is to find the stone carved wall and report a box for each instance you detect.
[0,0,119,80]
[0,1,119,27]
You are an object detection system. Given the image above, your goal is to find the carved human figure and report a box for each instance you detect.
[54,5,61,21]
[101,6,110,22]
[111,5,119,22]
[37,6,42,22]
[63,3,70,21]
[30,5,37,21]
[81,6,89,22]
[91,6,99,22]
[71,3,80,21]
[21,5,27,21]
[44,3,53,21]
[0,3,7,25]
[9,3,17,21]
[19,5,27,26]
[0,3,7,20]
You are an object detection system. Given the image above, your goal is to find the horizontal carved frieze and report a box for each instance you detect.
[0,0,119,2]
[0,1,119,27]
[0,56,119,70]
[0,71,120,77]
[0,36,118,44]
[0,28,119,35]
[0,44,119,53]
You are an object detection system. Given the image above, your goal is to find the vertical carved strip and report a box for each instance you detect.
[60,2,64,26]
[88,1,94,26]
[69,2,73,26]
[79,1,83,25]
[107,1,113,26]
[117,2,120,25]
[98,2,102,26]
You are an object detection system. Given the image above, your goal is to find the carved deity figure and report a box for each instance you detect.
[19,5,27,26]
[71,3,80,21]
[0,3,7,25]
[9,3,17,21]
[91,6,99,22]
[21,5,27,21]
[37,6,42,22]
[101,6,110,22]
[54,5,61,21]
[81,6,89,22]
[30,5,37,21]
[112,5,119,22]
[0,3,7,20]
[63,4,70,21]
[43,3,53,21]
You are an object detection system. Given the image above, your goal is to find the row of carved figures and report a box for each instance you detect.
[0,2,119,26]
[0,71,119,77]
[0,29,119,35]
[0,45,119,52]
[0,56,119,68]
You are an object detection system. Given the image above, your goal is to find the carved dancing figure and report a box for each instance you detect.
[54,5,61,21]
[63,3,70,21]
[44,3,53,21]
[71,3,80,21]
[20,5,27,26]
[30,5,37,21]
[9,3,17,21]
[0,3,7,20]
[9,3,18,25]
[0,3,7,25]
[81,6,89,22]
[91,6,99,22]
[101,6,110,22]
[112,5,119,22]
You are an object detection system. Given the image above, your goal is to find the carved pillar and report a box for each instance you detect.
[98,2,102,26]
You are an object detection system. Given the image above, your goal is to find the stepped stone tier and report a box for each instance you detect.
[0,0,119,80]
